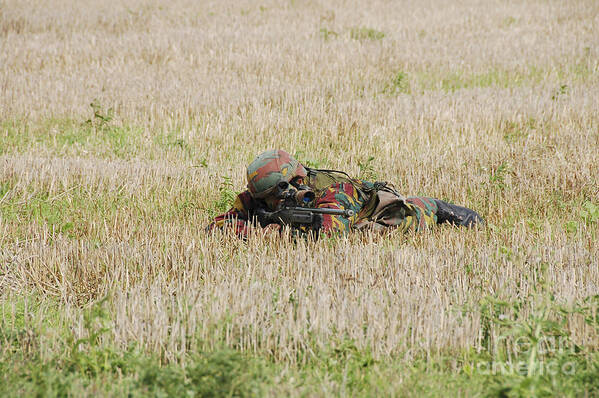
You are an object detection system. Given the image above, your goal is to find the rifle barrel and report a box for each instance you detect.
[288,207,355,217]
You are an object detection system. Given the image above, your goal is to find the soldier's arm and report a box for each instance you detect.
[313,182,363,234]
[206,191,254,237]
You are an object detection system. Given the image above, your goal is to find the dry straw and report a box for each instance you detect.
[1,0,598,363]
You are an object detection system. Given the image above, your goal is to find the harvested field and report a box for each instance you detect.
[1,0,598,395]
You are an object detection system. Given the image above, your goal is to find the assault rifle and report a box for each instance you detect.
[254,181,355,230]
[256,206,355,228]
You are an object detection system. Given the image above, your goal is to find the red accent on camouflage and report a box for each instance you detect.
[208,165,444,237]
[251,151,290,183]
[405,197,427,230]
[404,197,438,231]
[314,183,363,233]
[247,150,307,197]
[294,163,307,178]
[206,191,254,238]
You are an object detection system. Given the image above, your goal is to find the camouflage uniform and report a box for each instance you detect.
[208,150,482,238]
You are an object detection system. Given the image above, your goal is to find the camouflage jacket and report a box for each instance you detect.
[207,168,438,238]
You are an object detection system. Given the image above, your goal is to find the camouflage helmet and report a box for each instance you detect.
[247,149,307,198]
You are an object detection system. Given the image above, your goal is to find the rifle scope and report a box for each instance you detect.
[276,184,316,204]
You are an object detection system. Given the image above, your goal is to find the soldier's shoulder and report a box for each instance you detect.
[237,190,254,204]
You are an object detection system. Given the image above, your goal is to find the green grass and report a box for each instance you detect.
[392,59,598,93]
[0,113,205,162]
[0,117,142,158]
[350,27,385,41]
[0,177,210,243]
[1,287,598,397]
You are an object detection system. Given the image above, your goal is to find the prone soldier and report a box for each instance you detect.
[207,149,484,237]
